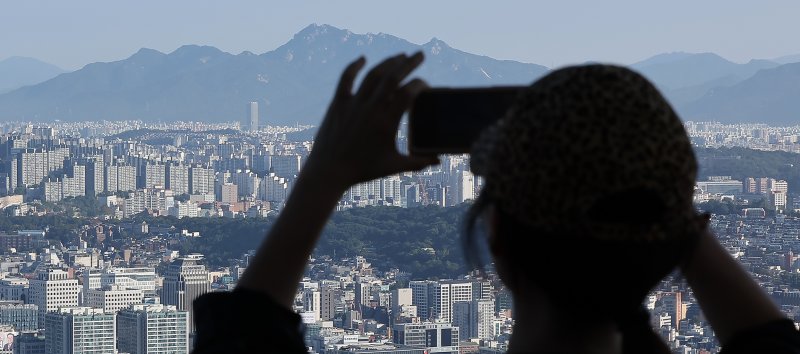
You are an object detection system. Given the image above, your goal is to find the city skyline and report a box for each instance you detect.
[0,3,798,351]
[0,118,795,352]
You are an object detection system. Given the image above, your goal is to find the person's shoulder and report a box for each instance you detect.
[721,319,800,354]
[193,288,306,354]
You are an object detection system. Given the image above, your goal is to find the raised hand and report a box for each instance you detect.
[306,52,439,190]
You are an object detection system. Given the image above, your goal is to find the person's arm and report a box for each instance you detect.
[682,227,785,344]
[236,52,438,309]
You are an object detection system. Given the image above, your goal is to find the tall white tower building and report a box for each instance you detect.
[249,101,259,132]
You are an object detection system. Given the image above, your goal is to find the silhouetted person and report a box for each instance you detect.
[193,53,800,353]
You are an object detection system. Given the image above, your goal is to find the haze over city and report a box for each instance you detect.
[2,0,800,70]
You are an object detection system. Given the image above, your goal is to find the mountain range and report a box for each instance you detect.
[0,24,798,125]
[0,57,64,94]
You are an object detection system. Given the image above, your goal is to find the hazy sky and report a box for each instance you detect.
[2,1,798,70]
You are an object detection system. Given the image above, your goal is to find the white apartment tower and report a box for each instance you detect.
[105,164,137,193]
[249,101,259,132]
[44,307,116,354]
[188,165,215,195]
[117,304,189,354]
[167,164,191,195]
[29,268,80,326]
[143,164,167,189]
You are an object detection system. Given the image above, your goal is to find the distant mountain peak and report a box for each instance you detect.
[294,23,351,43]
[130,48,165,60]
[169,45,228,62]
[424,38,451,56]
[0,25,549,124]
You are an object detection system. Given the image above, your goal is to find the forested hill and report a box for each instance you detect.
[158,204,475,280]
[0,205,475,280]
[695,147,800,191]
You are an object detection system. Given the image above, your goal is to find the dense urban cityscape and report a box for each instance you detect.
[0,110,793,353]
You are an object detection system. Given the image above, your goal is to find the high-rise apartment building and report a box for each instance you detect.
[448,169,474,206]
[346,179,382,202]
[188,165,215,195]
[105,164,137,193]
[258,173,289,204]
[161,255,210,332]
[251,149,271,174]
[772,180,789,209]
[44,307,115,354]
[354,282,371,311]
[270,154,302,179]
[16,147,69,187]
[166,164,191,195]
[28,268,80,326]
[217,183,237,204]
[320,286,338,321]
[303,288,321,322]
[142,164,167,189]
[117,304,189,354]
[249,101,259,132]
[409,280,437,320]
[84,159,104,196]
[452,299,495,341]
[231,170,260,199]
[411,280,490,324]
[63,163,86,198]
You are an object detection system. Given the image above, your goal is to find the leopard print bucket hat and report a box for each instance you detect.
[471,64,703,243]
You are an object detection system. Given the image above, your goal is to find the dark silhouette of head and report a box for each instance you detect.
[466,64,704,352]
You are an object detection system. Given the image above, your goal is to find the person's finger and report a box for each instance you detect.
[356,53,406,99]
[372,51,425,101]
[334,57,366,102]
[383,78,429,129]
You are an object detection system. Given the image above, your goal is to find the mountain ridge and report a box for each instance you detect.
[0,24,797,125]
[0,24,549,125]
[0,56,65,94]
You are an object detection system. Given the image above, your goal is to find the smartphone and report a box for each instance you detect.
[408,86,524,155]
